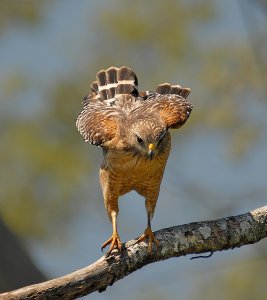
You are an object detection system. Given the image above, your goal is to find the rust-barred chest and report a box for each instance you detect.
[100,143,171,197]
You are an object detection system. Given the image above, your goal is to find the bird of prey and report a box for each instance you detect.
[76,66,192,255]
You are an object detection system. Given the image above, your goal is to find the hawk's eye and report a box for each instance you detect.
[137,136,144,144]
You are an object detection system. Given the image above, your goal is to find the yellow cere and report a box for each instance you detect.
[148,143,155,151]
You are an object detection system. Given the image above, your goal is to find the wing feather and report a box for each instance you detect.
[133,93,193,129]
[158,96,192,128]
[76,102,122,147]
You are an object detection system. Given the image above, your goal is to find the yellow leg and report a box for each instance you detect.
[136,211,159,252]
[101,211,122,255]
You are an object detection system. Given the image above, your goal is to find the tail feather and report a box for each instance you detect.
[170,85,182,95]
[116,66,138,96]
[91,66,139,101]
[96,70,109,100]
[156,83,190,99]
[91,81,98,94]
[83,80,99,104]
[180,88,191,99]
[156,83,171,94]
[106,67,118,99]
[87,66,191,103]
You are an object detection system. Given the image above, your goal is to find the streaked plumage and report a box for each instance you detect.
[76,66,193,254]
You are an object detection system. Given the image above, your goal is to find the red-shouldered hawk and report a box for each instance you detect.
[76,66,192,255]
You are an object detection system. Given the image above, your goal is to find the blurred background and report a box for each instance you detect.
[0,0,267,299]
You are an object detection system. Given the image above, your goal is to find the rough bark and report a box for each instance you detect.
[1,205,267,300]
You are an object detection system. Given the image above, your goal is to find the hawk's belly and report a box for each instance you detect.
[100,149,170,199]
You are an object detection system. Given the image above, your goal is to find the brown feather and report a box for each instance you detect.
[170,85,182,95]
[116,66,138,95]
[76,104,119,147]
[106,67,118,99]
[180,88,191,99]
[156,83,171,94]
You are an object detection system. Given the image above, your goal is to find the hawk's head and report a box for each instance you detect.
[127,118,169,159]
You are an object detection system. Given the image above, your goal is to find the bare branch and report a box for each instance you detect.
[1,205,267,300]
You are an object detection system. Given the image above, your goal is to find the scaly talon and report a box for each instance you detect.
[101,232,122,255]
[136,227,159,252]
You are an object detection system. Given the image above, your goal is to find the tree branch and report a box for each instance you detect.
[1,205,267,300]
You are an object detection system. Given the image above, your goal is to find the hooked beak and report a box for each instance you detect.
[148,143,155,160]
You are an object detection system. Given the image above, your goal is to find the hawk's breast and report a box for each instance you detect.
[100,141,171,198]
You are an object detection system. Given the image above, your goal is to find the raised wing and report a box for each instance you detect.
[76,102,121,147]
[136,83,192,129]
[155,95,192,129]
[76,66,139,147]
